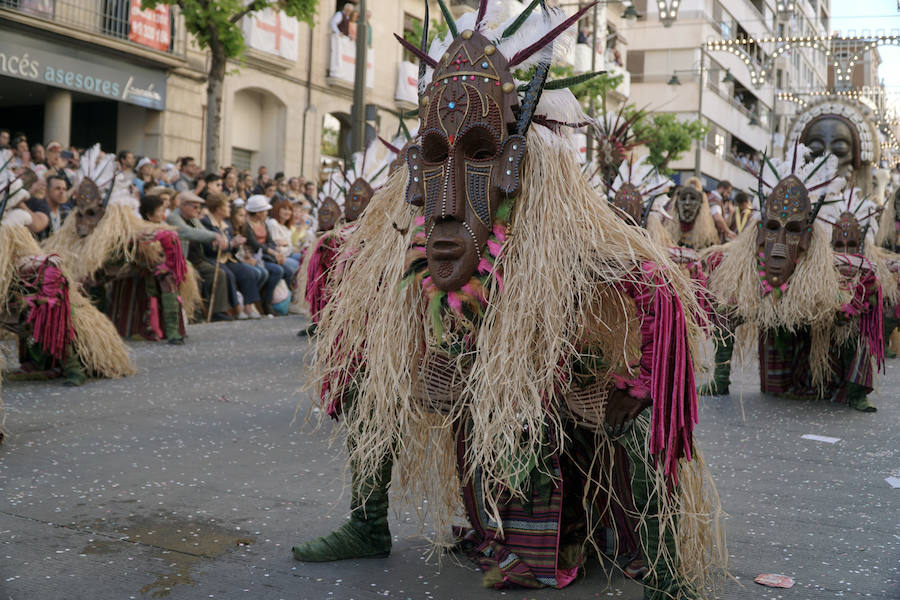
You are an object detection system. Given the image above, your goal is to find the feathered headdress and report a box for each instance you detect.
[395,0,601,139]
[819,182,882,252]
[602,154,672,227]
[590,106,647,186]
[753,142,844,223]
[75,143,117,209]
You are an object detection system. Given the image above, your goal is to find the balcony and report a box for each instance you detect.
[395,60,417,108]
[328,32,374,89]
[0,0,186,57]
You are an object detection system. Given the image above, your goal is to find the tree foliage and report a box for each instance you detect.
[549,64,623,107]
[629,111,708,174]
[403,17,450,54]
[142,0,318,59]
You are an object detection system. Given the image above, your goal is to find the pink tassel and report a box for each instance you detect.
[23,258,74,361]
[446,291,463,314]
[155,230,188,286]
[147,296,163,340]
[620,262,698,483]
[305,235,338,323]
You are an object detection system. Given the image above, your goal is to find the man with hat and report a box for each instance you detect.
[167,192,232,321]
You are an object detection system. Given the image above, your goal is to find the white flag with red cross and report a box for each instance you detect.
[243,7,298,61]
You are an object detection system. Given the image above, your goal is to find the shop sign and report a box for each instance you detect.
[129,0,171,52]
[0,28,167,110]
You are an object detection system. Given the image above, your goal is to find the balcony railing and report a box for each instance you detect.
[0,0,186,56]
[328,32,373,89]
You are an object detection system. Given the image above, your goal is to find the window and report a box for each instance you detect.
[232,148,253,172]
[402,13,422,63]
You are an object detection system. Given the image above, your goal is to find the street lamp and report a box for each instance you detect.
[667,74,682,85]
[623,3,640,22]
[722,70,736,84]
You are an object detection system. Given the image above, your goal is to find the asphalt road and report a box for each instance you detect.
[1,317,897,600]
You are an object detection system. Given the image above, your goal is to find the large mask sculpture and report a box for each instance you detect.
[802,115,859,181]
[676,187,702,224]
[605,155,671,226]
[404,30,526,292]
[317,197,341,232]
[344,178,373,222]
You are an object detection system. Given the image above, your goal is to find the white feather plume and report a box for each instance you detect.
[763,143,844,202]
[77,143,116,190]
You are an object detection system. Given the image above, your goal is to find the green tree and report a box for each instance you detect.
[142,0,318,172]
[549,64,623,109]
[402,18,449,55]
[630,111,708,174]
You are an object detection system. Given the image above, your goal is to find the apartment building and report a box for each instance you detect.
[625,0,830,189]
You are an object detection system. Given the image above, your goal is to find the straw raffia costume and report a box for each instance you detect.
[43,145,198,343]
[702,146,881,411]
[292,3,725,597]
[1,212,134,393]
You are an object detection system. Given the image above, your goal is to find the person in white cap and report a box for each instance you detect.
[243,194,286,314]
[134,157,156,195]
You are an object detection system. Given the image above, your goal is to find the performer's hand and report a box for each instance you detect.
[604,389,650,435]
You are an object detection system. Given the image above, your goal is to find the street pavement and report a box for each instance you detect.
[0,317,898,599]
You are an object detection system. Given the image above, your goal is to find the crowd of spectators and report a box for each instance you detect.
[729,145,762,173]
[2,128,322,322]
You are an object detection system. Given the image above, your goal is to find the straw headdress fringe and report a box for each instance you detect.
[875,201,896,249]
[866,245,900,307]
[69,289,136,378]
[665,196,719,250]
[0,225,43,312]
[179,264,202,322]
[309,127,716,555]
[646,213,675,247]
[703,224,841,391]
[42,204,167,282]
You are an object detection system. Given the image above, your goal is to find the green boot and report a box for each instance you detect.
[61,349,87,387]
[847,383,876,413]
[698,333,734,396]
[622,416,698,600]
[161,291,184,344]
[292,454,393,561]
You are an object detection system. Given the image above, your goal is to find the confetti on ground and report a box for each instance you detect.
[754,574,795,588]
[885,477,900,489]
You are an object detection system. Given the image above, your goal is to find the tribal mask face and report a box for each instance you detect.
[676,187,702,224]
[612,183,644,224]
[344,177,373,222]
[317,197,341,232]
[73,177,105,237]
[831,211,862,254]
[757,175,813,290]
[405,30,525,292]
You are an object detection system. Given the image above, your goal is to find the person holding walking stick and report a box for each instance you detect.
[166,192,233,322]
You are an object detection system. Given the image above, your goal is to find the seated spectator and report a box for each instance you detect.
[228,200,269,308]
[146,186,176,217]
[262,180,277,200]
[166,192,233,321]
[303,181,318,208]
[222,168,238,200]
[11,136,30,172]
[45,174,71,234]
[203,173,223,199]
[134,157,156,195]
[139,194,167,224]
[243,195,287,315]
[5,178,47,234]
[291,200,316,251]
[25,173,51,239]
[201,192,262,320]
[268,197,302,277]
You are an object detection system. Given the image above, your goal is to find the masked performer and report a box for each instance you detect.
[43,145,198,344]
[702,146,881,411]
[293,3,725,596]
[1,173,134,389]
[662,180,720,251]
